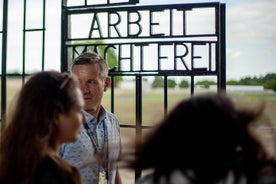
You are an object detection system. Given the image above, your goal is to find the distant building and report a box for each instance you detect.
[208,85,274,94]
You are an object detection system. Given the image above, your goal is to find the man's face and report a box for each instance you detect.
[72,64,110,116]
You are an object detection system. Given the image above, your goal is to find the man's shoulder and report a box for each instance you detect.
[105,111,120,125]
[105,110,117,118]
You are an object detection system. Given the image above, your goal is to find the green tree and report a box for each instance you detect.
[152,76,164,88]
[167,79,177,88]
[272,81,276,92]
[236,73,276,91]
[261,73,276,91]
[196,80,216,89]
[179,79,189,88]
[226,80,240,85]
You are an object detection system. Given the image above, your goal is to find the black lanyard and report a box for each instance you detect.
[83,120,109,179]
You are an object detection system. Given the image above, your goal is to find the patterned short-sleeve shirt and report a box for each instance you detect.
[60,108,121,184]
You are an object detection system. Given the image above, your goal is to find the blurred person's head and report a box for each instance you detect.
[4,70,84,149]
[0,70,84,184]
[124,93,275,183]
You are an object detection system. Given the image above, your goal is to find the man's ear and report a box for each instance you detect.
[53,110,61,126]
[104,77,111,91]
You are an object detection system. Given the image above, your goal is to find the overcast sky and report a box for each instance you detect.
[3,0,276,80]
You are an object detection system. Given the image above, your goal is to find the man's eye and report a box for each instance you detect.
[88,80,95,85]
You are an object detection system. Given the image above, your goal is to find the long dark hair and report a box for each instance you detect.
[0,70,79,184]
[124,93,276,183]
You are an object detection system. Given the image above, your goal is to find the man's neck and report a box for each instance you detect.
[87,106,102,122]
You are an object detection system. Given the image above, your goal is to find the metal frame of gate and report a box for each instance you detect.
[61,0,225,180]
[0,0,8,132]
[1,0,225,182]
[1,0,47,131]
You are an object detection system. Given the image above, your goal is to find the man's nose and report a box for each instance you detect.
[80,83,89,93]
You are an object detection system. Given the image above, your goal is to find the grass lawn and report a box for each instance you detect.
[102,89,276,126]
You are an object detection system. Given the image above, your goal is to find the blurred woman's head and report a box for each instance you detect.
[125,92,274,183]
[8,71,84,147]
[0,70,84,184]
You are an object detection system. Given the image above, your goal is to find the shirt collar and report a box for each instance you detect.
[84,106,107,123]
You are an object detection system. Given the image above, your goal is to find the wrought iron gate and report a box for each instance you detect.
[61,0,225,180]
[1,0,225,182]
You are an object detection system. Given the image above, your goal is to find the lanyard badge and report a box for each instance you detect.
[84,121,109,183]
[98,170,108,184]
